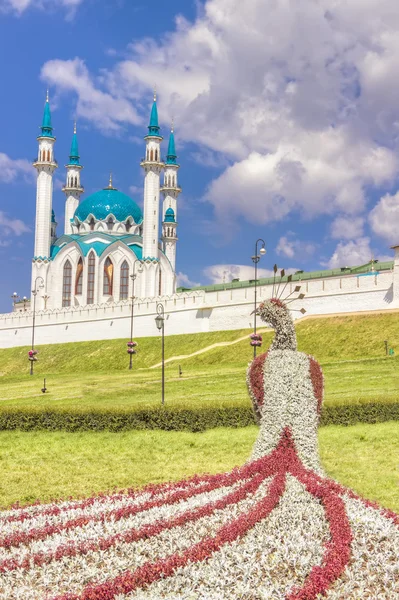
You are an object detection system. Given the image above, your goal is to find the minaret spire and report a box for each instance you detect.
[32,92,58,310]
[141,90,164,296]
[63,122,84,235]
[161,123,181,286]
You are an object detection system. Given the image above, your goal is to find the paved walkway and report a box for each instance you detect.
[149,328,270,369]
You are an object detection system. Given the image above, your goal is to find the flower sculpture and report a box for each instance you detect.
[1,297,398,599]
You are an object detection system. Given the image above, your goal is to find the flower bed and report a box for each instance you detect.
[0,298,397,599]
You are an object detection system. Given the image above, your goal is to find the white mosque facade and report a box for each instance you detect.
[1,96,399,348]
[31,93,180,313]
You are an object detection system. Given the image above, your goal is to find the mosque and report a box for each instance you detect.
[31,93,180,312]
[1,94,399,348]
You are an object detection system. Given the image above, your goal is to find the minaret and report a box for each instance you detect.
[161,123,181,283]
[140,91,164,297]
[32,91,58,259]
[63,122,84,235]
[32,92,58,310]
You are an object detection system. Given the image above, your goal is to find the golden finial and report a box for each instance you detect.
[109,172,113,188]
[153,86,157,102]
[46,89,49,103]
[73,121,77,135]
[171,117,174,133]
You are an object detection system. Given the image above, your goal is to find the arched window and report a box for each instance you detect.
[89,217,95,231]
[75,257,83,295]
[125,220,132,233]
[62,260,72,307]
[120,261,129,300]
[107,217,114,231]
[155,149,158,162]
[87,252,96,304]
[150,148,154,161]
[103,257,113,296]
[47,150,51,162]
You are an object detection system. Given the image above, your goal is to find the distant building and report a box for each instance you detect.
[31,92,180,312]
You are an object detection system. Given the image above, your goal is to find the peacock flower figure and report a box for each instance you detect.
[0,294,398,599]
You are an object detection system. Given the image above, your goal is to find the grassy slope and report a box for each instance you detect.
[0,422,397,512]
[0,313,398,414]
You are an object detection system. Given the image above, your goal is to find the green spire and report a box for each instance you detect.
[147,90,161,137]
[40,90,55,139]
[68,122,80,166]
[166,124,177,165]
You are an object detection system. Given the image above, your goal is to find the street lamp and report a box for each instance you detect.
[30,276,44,375]
[251,238,266,359]
[127,259,143,370]
[155,302,165,405]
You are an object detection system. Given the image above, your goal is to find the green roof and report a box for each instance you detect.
[40,99,54,139]
[68,128,80,166]
[188,260,394,293]
[74,188,143,224]
[166,130,177,165]
[50,233,143,260]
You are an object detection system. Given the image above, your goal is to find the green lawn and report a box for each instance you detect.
[0,358,397,414]
[0,422,397,511]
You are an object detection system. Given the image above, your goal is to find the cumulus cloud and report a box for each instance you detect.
[325,237,373,269]
[330,216,365,240]
[0,0,83,18]
[176,272,201,288]
[276,233,317,261]
[0,211,30,242]
[369,192,399,244]
[41,59,140,133]
[0,153,34,184]
[203,264,297,285]
[41,0,399,232]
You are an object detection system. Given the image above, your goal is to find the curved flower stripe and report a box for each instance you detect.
[0,469,270,573]
[52,472,286,600]
[0,448,279,551]
[287,468,352,599]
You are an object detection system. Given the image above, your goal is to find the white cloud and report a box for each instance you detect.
[0,0,83,18]
[325,237,373,269]
[0,153,34,184]
[41,59,140,133]
[41,0,399,231]
[330,216,365,240]
[369,192,399,244]
[276,233,317,260]
[176,272,201,288]
[203,264,296,285]
[0,212,30,244]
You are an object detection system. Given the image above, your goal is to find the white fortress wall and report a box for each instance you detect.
[0,269,397,349]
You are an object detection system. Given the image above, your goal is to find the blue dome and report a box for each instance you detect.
[74,188,143,224]
[164,207,175,222]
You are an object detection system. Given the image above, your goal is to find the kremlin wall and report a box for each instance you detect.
[1,248,398,349]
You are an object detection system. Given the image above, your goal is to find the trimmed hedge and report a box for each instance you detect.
[0,402,398,432]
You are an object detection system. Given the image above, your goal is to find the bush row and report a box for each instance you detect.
[0,402,397,432]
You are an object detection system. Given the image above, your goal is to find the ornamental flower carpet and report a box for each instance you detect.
[0,297,398,599]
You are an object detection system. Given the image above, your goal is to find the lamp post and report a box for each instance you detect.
[127,259,143,370]
[155,302,165,405]
[251,238,266,359]
[30,276,44,375]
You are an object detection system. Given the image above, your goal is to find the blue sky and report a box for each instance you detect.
[1,0,399,313]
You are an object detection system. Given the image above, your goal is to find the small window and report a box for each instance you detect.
[75,257,83,295]
[89,218,95,231]
[62,260,72,307]
[120,260,129,300]
[103,257,113,295]
[87,252,96,304]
